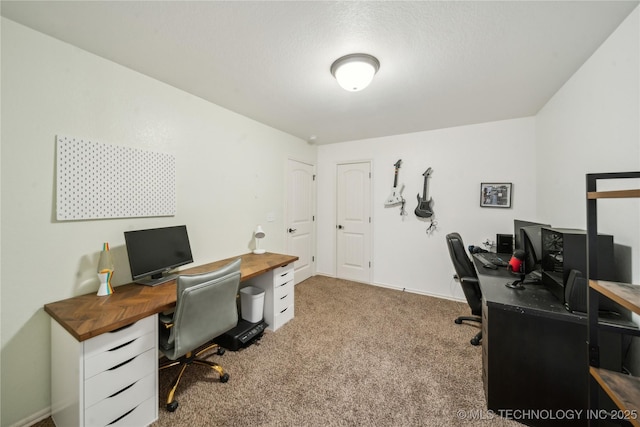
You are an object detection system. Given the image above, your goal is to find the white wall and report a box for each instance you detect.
[536,6,640,373]
[536,6,639,277]
[317,117,537,300]
[0,19,315,426]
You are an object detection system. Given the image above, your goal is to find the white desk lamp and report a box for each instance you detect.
[253,225,266,254]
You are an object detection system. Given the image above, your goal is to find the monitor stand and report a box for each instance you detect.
[506,273,525,290]
[135,273,177,286]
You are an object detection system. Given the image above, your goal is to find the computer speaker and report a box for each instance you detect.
[496,234,513,254]
[564,269,587,313]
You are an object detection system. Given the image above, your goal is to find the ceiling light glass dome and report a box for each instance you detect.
[330,53,380,92]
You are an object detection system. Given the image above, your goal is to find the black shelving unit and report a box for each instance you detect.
[586,171,640,427]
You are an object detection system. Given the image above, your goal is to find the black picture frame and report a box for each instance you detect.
[480,183,512,208]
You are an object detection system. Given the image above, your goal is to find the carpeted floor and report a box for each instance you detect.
[33,276,522,426]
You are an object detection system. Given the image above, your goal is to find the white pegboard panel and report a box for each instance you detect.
[56,135,176,220]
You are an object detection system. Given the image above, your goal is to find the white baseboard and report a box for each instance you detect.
[312,273,465,303]
[9,407,51,427]
[370,280,466,303]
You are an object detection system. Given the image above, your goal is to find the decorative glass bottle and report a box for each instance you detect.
[97,242,114,296]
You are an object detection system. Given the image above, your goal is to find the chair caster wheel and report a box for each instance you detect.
[470,338,481,346]
[217,347,225,356]
[220,373,230,383]
[454,319,462,324]
[167,401,179,412]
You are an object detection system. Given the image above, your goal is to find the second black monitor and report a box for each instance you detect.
[514,219,551,277]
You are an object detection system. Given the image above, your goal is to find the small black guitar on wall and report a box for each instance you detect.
[415,167,434,218]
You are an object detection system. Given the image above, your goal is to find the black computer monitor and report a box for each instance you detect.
[124,225,193,286]
[521,225,546,271]
[514,220,550,253]
[507,220,550,288]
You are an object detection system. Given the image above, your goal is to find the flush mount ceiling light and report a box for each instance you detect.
[330,53,380,92]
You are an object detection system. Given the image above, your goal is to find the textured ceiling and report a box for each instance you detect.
[2,1,638,144]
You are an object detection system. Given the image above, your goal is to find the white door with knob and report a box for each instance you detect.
[336,162,372,283]
[286,159,315,283]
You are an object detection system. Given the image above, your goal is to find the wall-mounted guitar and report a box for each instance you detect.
[384,159,404,207]
[415,167,434,218]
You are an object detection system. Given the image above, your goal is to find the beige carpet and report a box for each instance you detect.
[33,276,522,426]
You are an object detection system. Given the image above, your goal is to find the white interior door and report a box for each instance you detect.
[286,159,315,283]
[336,162,371,283]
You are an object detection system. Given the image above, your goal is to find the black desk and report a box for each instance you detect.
[474,256,628,426]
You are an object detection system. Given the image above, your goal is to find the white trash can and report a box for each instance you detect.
[240,286,265,323]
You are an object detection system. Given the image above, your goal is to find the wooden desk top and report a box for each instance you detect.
[44,252,298,342]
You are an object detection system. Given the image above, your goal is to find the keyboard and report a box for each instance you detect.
[475,253,509,267]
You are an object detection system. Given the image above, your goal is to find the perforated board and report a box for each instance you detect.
[56,135,176,220]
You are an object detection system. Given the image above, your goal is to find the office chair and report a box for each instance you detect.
[445,233,482,346]
[159,258,241,412]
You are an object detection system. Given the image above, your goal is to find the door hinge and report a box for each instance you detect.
[312,256,315,262]
[369,261,371,268]
[369,217,371,223]
[313,174,316,181]
[313,215,315,221]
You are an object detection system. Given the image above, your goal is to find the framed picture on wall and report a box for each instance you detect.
[480,183,512,208]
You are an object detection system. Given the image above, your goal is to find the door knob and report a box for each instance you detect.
[288,228,297,233]
[337,225,344,229]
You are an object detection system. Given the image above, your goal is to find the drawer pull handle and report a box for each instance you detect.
[108,381,136,398]
[107,406,137,426]
[280,295,288,300]
[108,338,136,352]
[109,323,135,334]
[280,306,289,314]
[108,356,136,371]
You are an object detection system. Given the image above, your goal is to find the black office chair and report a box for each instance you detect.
[445,233,482,346]
[159,258,241,412]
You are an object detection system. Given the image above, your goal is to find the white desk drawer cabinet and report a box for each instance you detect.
[245,263,295,331]
[275,266,294,287]
[85,373,155,426]
[275,281,294,313]
[272,301,294,331]
[273,278,294,330]
[51,315,158,427]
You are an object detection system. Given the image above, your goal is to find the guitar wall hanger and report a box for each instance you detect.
[385,159,407,216]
